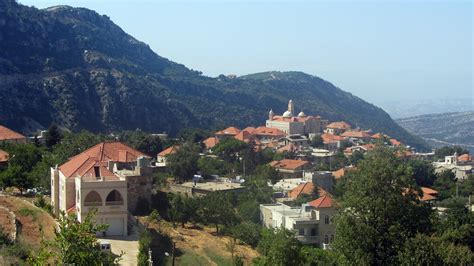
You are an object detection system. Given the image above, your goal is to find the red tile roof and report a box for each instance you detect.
[215,127,241,136]
[341,130,371,138]
[288,182,330,199]
[234,130,257,143]
[390,139,402,146]
[371,133,389,139]
[326,121,351,130]
[0,125,26,141]
[269,159,310,170]
[321,133,345,143]
[242,127,256,134]
[203,137,219,149]
[332,166,357,179]
[158,145,179,157]
[420,187,438,202]
[0,150,9,162]
[254,127,286,137]
[277,144,297,153]
[458,154,472,162]
[308,195,334,208]
[59,142,148,179]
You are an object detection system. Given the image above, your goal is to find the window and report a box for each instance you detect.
[324,235,329,244]
[84,191,102,206]
[298,228,305,236]
[105,189,124,205]
[324,215,330,224]
[311,228,317,236]
[330,235,334,243]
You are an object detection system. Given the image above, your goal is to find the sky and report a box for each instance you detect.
[20,0,473,107]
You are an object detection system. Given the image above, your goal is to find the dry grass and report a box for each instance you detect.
[0,195,56,248]
[143,219,259,265]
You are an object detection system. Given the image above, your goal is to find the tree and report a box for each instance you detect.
[397,234,474,265]
[213,138,251,164]
[348,150,364,165]
[137,230,152,266]
[0,144,43,193]
[433,169,457,200]
[231,221,261,247]
[44,124,62,148]
[437,200,474,249]
[435,146,469,160]
[197,156,229,177]
[256,165,281,185]
[31,210,120,264]
[333,147,433,265]
[199,192,237,233]
[310,135,324,148]
[117,130,163,156]
[167,143,199,183]
[407,159,436,187]
[52,131,109,164]
[169,194,197,227]
[256,228,303,266]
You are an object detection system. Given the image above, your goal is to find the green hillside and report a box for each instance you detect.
[0,0,428,149]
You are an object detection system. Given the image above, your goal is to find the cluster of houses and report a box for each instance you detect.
[0,99,472,245]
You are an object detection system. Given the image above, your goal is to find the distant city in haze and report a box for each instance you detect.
[21,0,473,116]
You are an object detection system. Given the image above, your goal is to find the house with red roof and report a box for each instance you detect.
[0,150,9,168]
[0,125,27,144]
[269,159,311,178]
[325,121,351,135]
[157,145,179,166]
[341,130,372,143]
[260,194,337,248]
[202,137,219,152]
[215,127,241,140]
[51,141,153,236]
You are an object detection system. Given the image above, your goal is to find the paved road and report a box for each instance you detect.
[98,229,139,265]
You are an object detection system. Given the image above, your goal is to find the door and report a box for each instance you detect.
[104,218,124,236]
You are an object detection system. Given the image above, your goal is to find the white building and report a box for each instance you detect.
[260,195,337,248]
[433,153,473,180]
[266,100,328,135]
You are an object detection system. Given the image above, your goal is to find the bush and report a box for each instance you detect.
[137,230,152,266]
[231,222,261,247]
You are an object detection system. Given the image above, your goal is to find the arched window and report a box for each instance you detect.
[105,190,124,205]
[324,215,330,224]
[324,235,329,244]
[84,191,102,206]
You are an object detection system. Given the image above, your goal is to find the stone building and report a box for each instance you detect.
[266,100,328,135]
[51,142,153,236]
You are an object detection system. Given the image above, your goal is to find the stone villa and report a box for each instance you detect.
[51,142,153,236]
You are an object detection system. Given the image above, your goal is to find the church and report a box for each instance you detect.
[266,100,328,135]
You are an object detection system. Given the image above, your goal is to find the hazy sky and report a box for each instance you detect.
[20,0,473,106]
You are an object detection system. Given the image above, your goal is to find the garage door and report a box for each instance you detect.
[104,218,124,236]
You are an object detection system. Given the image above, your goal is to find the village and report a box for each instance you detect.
[0,99,473,265]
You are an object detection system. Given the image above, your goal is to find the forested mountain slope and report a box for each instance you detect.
[0,0,428,149]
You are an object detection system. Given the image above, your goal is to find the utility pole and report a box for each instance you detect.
[172,242,176,266]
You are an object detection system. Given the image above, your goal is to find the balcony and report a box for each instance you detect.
[105,200,124,206]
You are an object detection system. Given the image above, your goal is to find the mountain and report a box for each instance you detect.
[396,112,474,153]
[379,98,474,119]
[0,0,428,150]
